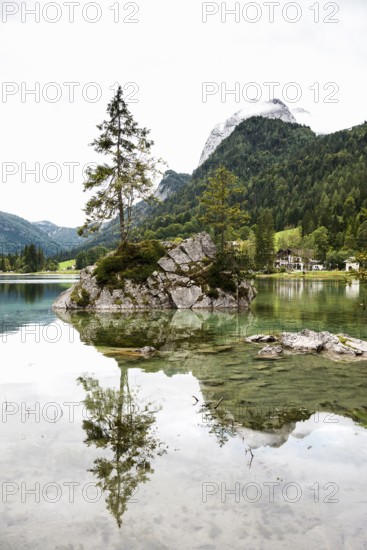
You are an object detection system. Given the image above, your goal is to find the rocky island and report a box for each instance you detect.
[53,233,257,311]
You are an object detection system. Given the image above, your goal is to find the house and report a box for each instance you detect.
[344,257,360,272]
[275,249,305,271]
[275,249,321,271]
[310,263,325,271]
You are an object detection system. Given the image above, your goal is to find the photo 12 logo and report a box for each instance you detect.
[202,2,340,24]
[0,81,139,104]
[1,480,140,504]
[202,481,340,504]
[0,161,102,186]
[1,398,142,424]
[1,1,140,24]
[202,81,340,104]
[1,481,103,504]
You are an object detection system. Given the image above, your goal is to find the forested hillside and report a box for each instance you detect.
[0,211,62,255]
[3,118,367,259]
[0,211,87,256]
[32,220,85,248]
[138,118,367,252]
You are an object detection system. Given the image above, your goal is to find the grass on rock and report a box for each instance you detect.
[93,240,166,288]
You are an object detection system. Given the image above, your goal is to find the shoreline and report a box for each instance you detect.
[0,272,80,277]
[256,271,354,281]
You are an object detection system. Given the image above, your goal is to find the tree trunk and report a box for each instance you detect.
[117,109,126,245]
[118,190,126,244]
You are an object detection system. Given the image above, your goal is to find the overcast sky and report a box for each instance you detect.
[0,0,366,226]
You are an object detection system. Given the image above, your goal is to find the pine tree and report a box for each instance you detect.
[79,86,163,244]
[36,247,45,271]
[255,209,275,272]
[357,221,367,250]
[199,165,248,253]
[311,226,329,261]
[344,225,356,249]
[23,244,36,272]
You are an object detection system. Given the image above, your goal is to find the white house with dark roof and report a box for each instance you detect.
[344,257,360,272]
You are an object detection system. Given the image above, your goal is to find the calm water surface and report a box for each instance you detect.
[0,277,366,549]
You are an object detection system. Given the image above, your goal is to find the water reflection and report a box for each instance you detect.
[0,281,47,302]
[2,278,367,548]
[56,309,247,352]
[56,306,367,441]
[199,399,313,449]
[253,279,367,338]
[78,367,167,527]
[0,282,47,303]
[345,280,360,298]
[0,279,76,335]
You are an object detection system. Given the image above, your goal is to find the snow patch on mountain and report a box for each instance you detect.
[199,99,298,166]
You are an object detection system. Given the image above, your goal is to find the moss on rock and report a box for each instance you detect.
[93,240,166,289]
[71,286,91,307]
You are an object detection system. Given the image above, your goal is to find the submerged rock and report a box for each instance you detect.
[246,334,278,344]
[280,329,331,353]
[258,345,283,358]
[246,328,367,362]
[53,233,257,311]
[134,346,157,355]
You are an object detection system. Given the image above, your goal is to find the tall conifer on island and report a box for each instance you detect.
[78,86,163,244]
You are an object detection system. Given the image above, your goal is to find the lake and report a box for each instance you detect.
[1,276,367,549]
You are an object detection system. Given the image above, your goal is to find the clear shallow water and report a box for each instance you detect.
[0,278,367,549]
[0,275,79,333]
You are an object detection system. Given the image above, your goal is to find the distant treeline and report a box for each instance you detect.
[0,244,59,273]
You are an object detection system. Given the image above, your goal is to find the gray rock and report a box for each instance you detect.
[281,329,367,359]
[134,346,157,354]
[169,285,203,309]
[258,345,283,358]
[246,328,367,362]
[53,287,74,310]
[53,232,256,312]
[167,247,192,266]
[181,236,207,262]
[338,334,367,354]
[166,273,191,285]
[199,232,217,259]
[212,291,238,309]
[280,329,336,352]
[192,296,212,309]
[157,257,177,272]
[246,334,278,343]
[324,342,358,356]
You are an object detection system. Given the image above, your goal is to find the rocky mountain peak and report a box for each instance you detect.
[199,98,298,166]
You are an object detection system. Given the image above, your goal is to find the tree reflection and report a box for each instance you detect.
[78,367,167,527]
[200,402,237,447]
[199,399,314,449]
[0,283,45,303]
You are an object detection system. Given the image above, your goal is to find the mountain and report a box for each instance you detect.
[33,220,85,248]
[70,170,191,254]
[137,116,367,251]
[4,111,367,258]
[199,99,297,165]
[0,212,88,256]
[153,170,191,201]
[0,211,63,255]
